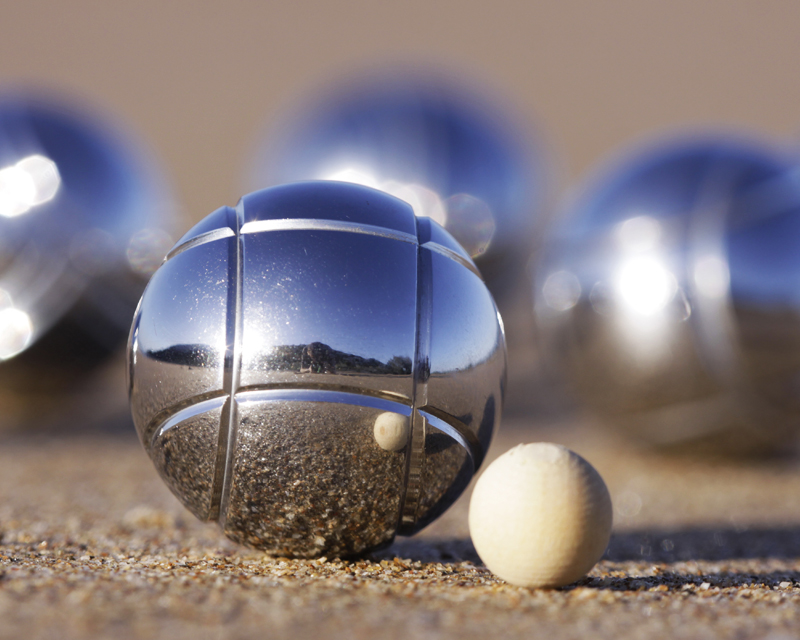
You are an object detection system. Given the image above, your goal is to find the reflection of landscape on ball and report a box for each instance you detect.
[146,341,413,377]
[129,181,506,556]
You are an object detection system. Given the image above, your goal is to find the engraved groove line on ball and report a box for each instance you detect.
[141,389,230,448]
[209,200,245,524]
[234,388,414,415]
[400,218,433,530]
[166,227,236,260]
[145,384,418,453]
[163,217,481,279]
[422,242,482,279]
[418,407,481,468]
[240,218,418,244]
[152,396,230,444]
[234,382,411,405]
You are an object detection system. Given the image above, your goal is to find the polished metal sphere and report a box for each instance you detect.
[245,72,545,299]
[128,181,506,557]
[535,134,800,454]
[0,91,175,416]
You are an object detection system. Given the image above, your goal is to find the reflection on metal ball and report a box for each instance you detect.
[0,91,175,415]
[374,412,410,452]
[535,134,800,454]
[245,72,545,299]
[129,181,506,557]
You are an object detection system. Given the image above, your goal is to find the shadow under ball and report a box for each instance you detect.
[535,135,800,455]
[246,73,545,303]
[128,181,506,557]
[0,92,174,421]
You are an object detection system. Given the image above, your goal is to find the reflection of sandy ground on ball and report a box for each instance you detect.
[132,353,502,554]
[224,401,406,557]
[426,349,504,452]
[131,359,223,440]
[149,407,221,520]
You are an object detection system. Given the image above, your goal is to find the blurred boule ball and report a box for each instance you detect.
[535,134,800,455]
[0,90,176,424]
[129,181,506,557]
[245,70,548,302]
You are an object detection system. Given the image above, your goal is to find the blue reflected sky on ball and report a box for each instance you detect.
[246,72,544,273]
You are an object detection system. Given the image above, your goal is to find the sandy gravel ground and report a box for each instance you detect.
[3,413,800,640]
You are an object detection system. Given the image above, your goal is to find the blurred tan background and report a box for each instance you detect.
[1,0,798,224]
[6,8,800,637]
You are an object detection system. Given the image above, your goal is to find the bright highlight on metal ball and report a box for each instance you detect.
[245,72,545,297]
[0,92,175,377]
[0,154,60,218]
[535,134,800,454]
[129,181,506,557]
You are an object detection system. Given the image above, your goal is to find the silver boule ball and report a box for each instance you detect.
[0,91,175,420]
[535,134,800,455]
[128,181,506,557]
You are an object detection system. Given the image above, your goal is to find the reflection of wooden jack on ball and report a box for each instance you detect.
[373,412,409,451]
